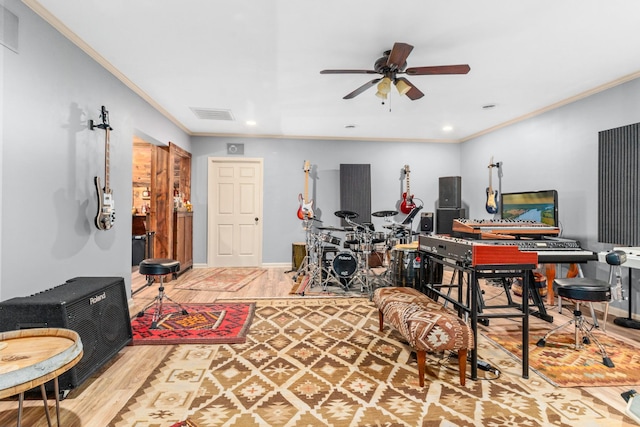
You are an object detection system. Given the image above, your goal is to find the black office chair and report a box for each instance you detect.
[536,250,626,368]
[136,258,188,329]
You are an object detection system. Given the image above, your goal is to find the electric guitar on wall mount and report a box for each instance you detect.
[91,106,116,230]
[485,156,498,214]
[297,160,314,220]
[400,164,415,214]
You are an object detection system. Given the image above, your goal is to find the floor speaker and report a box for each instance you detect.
[439,176,462,208]
[419,212,434,233]
[436,208,466,234]
[0,277,132,395]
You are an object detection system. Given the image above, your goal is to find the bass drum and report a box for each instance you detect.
[332,251,358,278]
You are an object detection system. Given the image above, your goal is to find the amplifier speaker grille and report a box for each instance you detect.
[0,277,132,394]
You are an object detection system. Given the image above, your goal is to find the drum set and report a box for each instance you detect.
[293,209,419,298]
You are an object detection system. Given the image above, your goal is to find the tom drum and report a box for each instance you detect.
[318,233,341,246]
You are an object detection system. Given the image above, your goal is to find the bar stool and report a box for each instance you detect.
[136,258,188,329]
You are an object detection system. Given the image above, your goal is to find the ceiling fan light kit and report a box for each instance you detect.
[320,42,470,102]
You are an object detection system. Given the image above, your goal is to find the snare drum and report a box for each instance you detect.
[390,248,420,287]
[318,232,341,246]
[332,251,358,278]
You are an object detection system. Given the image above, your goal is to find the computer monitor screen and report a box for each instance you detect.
[500,190,558,226]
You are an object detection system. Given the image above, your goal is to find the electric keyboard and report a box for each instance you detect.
[452,218,560,238]
[480,237,597,263]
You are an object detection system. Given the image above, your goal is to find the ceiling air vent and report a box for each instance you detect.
[190,107,235,121]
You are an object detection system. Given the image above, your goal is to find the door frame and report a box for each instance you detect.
[207,157,264,267]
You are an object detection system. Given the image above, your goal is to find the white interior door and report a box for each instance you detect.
[207,157,263,267]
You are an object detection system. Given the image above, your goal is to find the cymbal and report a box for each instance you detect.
[334,210,358,219]
[383,223,408,229]
[317,226,345,232]
[372,210,399,218]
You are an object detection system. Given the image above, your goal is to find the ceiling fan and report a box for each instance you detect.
[320,42,470,101]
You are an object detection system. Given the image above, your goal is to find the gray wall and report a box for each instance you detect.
[1,0,190,300]
[460,78,640,314]
[189,137,461,265]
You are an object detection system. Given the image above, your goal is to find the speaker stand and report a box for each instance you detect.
[614,268,640,329]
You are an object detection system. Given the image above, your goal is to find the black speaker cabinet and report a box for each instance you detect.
[419,212,434,233]
[439,176,462,208]
[436,208,466,234]
[0,277,132,394]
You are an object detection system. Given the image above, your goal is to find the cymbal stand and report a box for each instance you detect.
[344,217,374,299]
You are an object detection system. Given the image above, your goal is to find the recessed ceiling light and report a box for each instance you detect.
[442,125,453,132]
[245,120,257,126]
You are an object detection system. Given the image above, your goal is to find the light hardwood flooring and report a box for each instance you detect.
[0,265,638,426]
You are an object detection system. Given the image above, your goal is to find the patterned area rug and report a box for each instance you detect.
[485,324,640,387]
[131,303,255,345]
[111,298,634,426]
[175,268,266,292]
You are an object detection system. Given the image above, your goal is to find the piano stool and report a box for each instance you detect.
[536,278,614,367]
[373,287,474,386]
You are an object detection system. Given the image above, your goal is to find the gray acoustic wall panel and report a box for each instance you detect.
[598,122,640,246]
[340,164,371,226]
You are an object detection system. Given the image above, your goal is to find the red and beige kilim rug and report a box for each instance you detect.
[111,298,635,426]
[131,302,255,345]
[175,268,266,292]
[485,324,640,387]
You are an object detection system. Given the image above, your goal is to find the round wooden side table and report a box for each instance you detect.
[0,328,83,427]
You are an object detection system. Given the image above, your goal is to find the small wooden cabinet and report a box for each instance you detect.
[173,211,193,275]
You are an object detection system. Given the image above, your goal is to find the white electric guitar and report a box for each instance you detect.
[93,106,116,230]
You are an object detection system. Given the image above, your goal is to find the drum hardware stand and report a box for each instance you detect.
[292,218,318,282]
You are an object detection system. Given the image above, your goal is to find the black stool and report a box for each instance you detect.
[536,278,614,367]
[136,258,188,329]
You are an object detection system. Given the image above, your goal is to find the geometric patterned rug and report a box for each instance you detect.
[485,324,640,387]
[110,298,636,426]
[130,303,255,345]
[174,268,266,292]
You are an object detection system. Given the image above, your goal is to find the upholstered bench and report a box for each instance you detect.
[373,287,473,386]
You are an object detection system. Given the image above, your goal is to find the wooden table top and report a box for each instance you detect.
[0,328,83,398]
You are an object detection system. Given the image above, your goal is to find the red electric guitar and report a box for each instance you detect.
[400,164,415,214]
[297,160,314,220]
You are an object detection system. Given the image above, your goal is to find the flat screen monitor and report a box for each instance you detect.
[500,190,558,227]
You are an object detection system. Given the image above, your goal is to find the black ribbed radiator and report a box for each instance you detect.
[598,122,640,245]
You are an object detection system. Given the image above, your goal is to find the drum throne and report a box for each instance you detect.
[535,250,626,368]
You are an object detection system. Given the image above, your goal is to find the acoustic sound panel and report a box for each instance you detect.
[419,212,434,233]
[436,208,466,235]
[0,277,132,395]
[340,164,371,225]
[439,176,462,208]
[598,122,640,246]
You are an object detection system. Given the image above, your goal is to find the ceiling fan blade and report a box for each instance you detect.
[320,69,378,74]
[387,42,413,70]
[397,77,424,100]
[343,78,381,99]
[405,64,470,75]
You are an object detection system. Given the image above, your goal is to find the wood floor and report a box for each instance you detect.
[0,265,639,426]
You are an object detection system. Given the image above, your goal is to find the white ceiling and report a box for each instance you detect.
[26,0,640,142]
